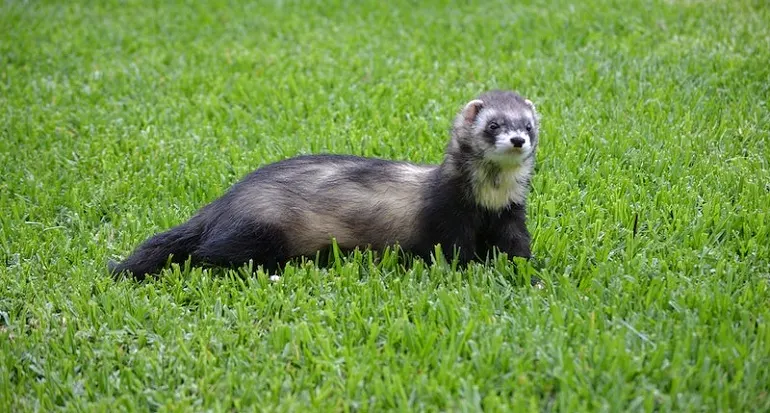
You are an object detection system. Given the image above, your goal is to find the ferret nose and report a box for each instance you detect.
[510,137,525,148]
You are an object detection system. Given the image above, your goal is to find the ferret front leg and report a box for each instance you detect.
[486,204,532,260]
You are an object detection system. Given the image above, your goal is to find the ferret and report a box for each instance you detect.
[109,90,540,279]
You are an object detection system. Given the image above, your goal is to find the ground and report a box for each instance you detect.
[1,0,769,411]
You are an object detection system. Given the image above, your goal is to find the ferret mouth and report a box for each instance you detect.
[493,140,530,156]
[497,146,529,155]
[486,147,530,165]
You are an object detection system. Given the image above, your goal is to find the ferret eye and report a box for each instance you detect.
[525,123,533,131]
[488,122,499,130]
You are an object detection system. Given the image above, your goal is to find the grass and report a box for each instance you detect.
[1,0,769,410]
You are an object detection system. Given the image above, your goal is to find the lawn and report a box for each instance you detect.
[1,0,769,410]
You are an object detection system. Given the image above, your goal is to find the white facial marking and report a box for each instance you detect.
[484,127,533,168]
[496,130,532,151]
[473,109,498,134]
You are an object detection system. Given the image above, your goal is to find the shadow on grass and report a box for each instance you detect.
[113,242,548,290]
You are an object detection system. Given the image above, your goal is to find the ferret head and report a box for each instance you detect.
[450,90,539,168]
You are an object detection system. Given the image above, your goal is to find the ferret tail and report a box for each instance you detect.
[109,219,204,280]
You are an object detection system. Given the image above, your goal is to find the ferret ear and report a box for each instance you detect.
[461,99,484,123]
[524,99,536,112]
[524,98,539,119]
